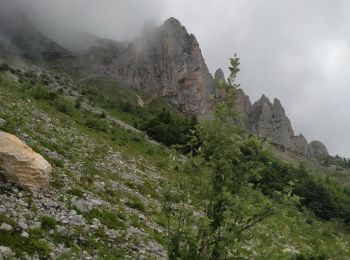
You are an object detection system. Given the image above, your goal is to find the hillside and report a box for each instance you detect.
[0,9,350,259]
[0,63,350,259]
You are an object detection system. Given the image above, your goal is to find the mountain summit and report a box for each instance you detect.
[81,17,214,115]
[214,68,328,158]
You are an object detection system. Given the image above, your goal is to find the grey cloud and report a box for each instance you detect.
[11,0,165,50]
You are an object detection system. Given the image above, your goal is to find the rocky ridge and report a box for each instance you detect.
[81,17,214,115]
[214,69,329,158]
[0,8,329,159]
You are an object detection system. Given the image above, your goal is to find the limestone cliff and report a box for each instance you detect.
[215,68,329,158]
[82,17,214,115]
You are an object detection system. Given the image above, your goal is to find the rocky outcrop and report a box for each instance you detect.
[308,141,329,159]
[0,132,51,191]
[247,96,296,149]
[216,68,328,158]
[214,68,225,82]
[82,17,214,115]
[235,89,252,116]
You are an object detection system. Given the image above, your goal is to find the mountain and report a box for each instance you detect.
[80,17,214,115]
[214,69,329,158]
[0,9,329,158]
[0,2,74,64]
[2,11,350,259]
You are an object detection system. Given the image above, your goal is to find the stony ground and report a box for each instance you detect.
[0,69,173,259]
[1,68,350,259]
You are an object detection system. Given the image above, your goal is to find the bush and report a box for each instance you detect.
[142,109,196,148]
[30,86,58,100]
[0,63,10,71]
[84,117,108,132]
[53,98,75,116]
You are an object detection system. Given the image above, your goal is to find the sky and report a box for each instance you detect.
[8,0,350,157]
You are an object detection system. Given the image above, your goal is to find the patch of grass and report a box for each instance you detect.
[85,208,127,230]
[67,188,85,198]
[125,196,146,212]
[0,229,50,258]
[38,215,57,231]
[0,214,16,226]
[129,214,145,229]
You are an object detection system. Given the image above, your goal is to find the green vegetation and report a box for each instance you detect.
[38,215,57,231]
[160,56,350,259]
[0,62,350,258]
[85,208,127,230]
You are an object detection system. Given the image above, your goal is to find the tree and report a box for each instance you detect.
[164,55,273,259]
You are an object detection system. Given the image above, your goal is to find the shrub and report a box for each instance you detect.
[30,86,58,100]
[53,98,75,116]
[0,63,10,71]
[84,117,108,132]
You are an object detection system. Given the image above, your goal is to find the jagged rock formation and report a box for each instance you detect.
[82,17,214,115]
[0,132,52,191]
[308,141,329,159]
[214,68,329,158]
[214,68,225,82]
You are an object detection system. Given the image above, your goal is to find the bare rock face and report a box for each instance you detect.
[214,68,225,82]
[247,96,295,149]
[292,134,310,156]
[308,141,329,159]
[83,17,214,115]
[0,132,51,191]
[215,68,329,158]
[235,89,252,118]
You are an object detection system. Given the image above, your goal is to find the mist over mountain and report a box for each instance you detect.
[0,1,331,158]
[2,0,349,157]
[1,1,350,259]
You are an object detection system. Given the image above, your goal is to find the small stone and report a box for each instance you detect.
[57,226,71,237]
[0,223,12,231]
[49,252,57,260]
[91,218,100,226]
[18,221,28,230]
[21,231,29,238]
[0,118,6,128]
[31,222,41,229]
[90,224,98,230]
[71,199,89,213]
[0,246,13,258]
[105,229,117,239]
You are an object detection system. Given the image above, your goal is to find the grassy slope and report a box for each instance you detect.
[271,146,350,187]
[0,67,349,259]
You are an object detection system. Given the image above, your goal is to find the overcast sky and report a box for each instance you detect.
[12,0,350,157]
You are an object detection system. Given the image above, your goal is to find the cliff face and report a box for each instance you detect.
[215,69,329,158]
[83,17,214,115]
